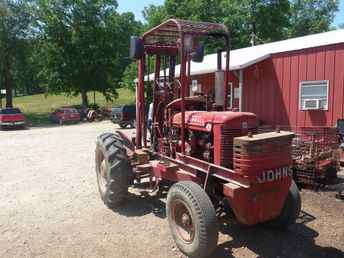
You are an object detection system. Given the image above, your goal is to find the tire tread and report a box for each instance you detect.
[167,181,218,258]
[95,132,132,209]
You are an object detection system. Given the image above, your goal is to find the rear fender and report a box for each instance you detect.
[223,178,291,225]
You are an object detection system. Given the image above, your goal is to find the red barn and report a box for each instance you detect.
[157,29,344,128]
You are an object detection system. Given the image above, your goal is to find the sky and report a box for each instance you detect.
[334,0,344,26]
[117,0,164,21]
[117,0,344,27]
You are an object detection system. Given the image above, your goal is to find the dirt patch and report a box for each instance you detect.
[0,121,343,258]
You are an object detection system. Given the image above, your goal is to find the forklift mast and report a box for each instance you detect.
[131,19,230,152]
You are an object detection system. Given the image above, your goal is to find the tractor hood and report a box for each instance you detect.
[172,111,257,132]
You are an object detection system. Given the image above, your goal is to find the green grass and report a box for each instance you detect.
[13,88,135,126]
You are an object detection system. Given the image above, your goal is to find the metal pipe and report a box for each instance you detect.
[152,55,161,151]
[163,56,168,101]
[143,56,149,148]
[169,56,176,97]
[224,38,230,111]
[217,50,222,71]
[169,56,176,82]
[187,55,191,96]
[180,34,186,154]
[239,69,243,112]
[153,55,161,123]
[136,56,145,148]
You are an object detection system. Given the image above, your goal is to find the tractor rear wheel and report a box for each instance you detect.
[166,181,218,258]
[95,132,132,209]
[267,180,301,230]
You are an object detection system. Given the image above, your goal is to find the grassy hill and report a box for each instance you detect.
[12,88,135,126]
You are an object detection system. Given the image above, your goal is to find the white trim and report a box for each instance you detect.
[299,80,329,111]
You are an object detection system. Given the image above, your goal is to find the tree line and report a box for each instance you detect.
[0,0,340,108]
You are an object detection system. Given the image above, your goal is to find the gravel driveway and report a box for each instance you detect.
[0,121,343,258]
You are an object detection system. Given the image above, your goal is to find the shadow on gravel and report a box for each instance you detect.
[110,186,343,258]
[0,125,28,131]
[115,192,166,218]
[112,184,169,219]
[28,122,83,129]
[212,211,344,258]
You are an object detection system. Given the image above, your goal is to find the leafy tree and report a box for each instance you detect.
[165,0,223,22]
[12,38,44,96]
[142,0,290,49]
[221,0,291,48]
[288,0,339,37]
[0,0,32,107]
[142,0,339,49]
[122,62,137,90]
[36,0,140,108]
[338,23,344,29]
[143,5,167,30]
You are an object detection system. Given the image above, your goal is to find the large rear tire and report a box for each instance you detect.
[166,181,218,258]
[95,132,132,209]
[267,180,301,230]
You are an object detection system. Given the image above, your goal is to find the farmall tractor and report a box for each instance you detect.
[95,19,301,258]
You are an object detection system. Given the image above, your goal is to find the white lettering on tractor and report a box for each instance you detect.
[275,167,282,180]
[257,166,292,183]
[190,116,204,124]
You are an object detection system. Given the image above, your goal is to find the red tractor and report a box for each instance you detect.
[95,19,301,258]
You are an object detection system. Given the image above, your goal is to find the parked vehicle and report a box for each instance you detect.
[50,107,81,125]
[95,19,301,258]
[0,108,26,129]
[86,109,103,122]
[111,105,136,128]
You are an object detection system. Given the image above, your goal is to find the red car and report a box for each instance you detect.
[0,108,26,129]
[50,107,81,125]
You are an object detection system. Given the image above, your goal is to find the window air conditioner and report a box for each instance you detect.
[303,99,321,110]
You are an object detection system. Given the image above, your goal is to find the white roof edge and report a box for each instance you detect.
[138,29,344,81]
[231,53,272,70]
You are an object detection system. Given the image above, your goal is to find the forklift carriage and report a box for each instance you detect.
[95,19,301,258]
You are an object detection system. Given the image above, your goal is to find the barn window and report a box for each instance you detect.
[299,80,329,110]
[190,80,202,96]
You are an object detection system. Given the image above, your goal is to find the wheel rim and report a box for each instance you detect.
[98,158,107,194]
[171,199,195,243]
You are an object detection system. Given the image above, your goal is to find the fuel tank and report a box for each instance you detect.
[172,111,257,132]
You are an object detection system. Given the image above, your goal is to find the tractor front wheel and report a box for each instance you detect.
[166,181,218,258]
[95,132,132,209]
[267,180,301,230]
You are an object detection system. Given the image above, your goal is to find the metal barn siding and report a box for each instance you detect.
[242,43,344,128]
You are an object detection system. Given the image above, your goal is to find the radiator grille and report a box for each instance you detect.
[220,128,257,168]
